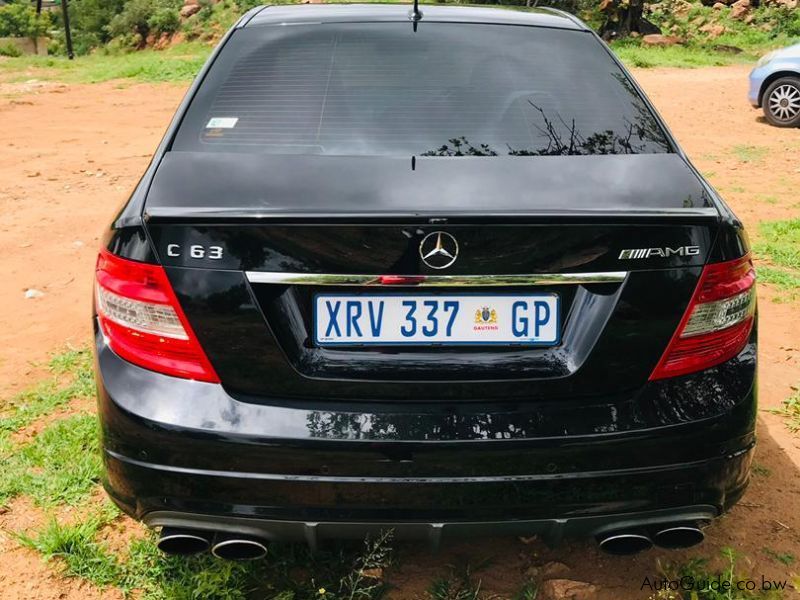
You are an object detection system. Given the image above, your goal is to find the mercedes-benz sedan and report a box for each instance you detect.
[94,4,757,559]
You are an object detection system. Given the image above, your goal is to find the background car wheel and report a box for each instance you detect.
[762,76,800,127]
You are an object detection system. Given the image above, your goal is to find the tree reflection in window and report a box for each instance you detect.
[422,75,671,158]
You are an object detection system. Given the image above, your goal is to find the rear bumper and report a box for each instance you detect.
[95,327,756,544]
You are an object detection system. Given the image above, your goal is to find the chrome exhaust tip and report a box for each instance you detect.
[597,529,654,555]
[211,534,268,561]
[157,528,212,556]
[652,522,705,549]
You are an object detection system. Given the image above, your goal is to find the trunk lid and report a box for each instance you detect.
[145,152,719,401]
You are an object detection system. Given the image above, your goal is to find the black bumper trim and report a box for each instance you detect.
[142,505,719,550]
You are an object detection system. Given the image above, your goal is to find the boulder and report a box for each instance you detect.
[180,4,202,18]
[712,2,727,8]
[730,0,751,19]
[699,23,726,38]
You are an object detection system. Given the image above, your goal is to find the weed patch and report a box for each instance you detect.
[773,388,800,433]
[0,413,102,507]
[732,145,769,163]
[764,548,795,567]
[21,517,395,600]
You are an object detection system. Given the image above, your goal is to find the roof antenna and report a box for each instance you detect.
[409,0,422,31]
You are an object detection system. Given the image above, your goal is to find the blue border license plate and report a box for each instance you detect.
[314,294,560,346]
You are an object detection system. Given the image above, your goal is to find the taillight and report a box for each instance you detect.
[95,249,219,383]
[650,255,756,380]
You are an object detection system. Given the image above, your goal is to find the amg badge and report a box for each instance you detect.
[619,246,701,260]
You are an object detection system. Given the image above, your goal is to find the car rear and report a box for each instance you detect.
[93,4,756,556]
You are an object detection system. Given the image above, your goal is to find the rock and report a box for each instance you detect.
[730,0,751,19]
[699,23,726,38]
[540,579,598,600]
[154,32,172,50]
[691,16,706,25]
[712,1,726,7]
[24,288,45,299]
[641,34,684,46]
[180,4,202,18]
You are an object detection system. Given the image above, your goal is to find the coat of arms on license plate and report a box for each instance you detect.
[475,306,497,324]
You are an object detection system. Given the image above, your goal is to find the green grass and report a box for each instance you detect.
[0,413,102,507]
[20,518,395,600]
[0,348,93,454]
[755,220,800,272]
[612,42,758,68]
[19,511,122,588]
[754,220,800,303]
[758,267,800,303]
[0,348,100,508]
[0,42,210,84]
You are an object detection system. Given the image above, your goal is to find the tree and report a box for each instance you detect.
[598,0,661,39]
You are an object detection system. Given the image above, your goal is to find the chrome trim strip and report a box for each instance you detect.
[244,271,627,287]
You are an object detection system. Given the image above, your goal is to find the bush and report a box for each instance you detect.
[0,2,51,38]
[59,0,125,55]
[108,0,182,45]
[147,6,181,35]
[0,40,23,57]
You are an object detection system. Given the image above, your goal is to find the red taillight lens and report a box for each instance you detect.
[95,249,219,383]
[649,255,756,381]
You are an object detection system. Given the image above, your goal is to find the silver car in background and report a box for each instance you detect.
[749,43,800,127]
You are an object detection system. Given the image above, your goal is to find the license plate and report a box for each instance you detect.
[314,294,560,346]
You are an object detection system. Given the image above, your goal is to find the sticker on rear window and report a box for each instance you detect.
[205,117,238,129]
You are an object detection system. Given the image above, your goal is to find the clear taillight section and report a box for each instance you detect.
[680,287,755,337]
[650,255,756,380]
[96,287,188,340]
[95,249,219,383]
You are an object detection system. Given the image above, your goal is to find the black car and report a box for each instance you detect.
[94,4,757,559]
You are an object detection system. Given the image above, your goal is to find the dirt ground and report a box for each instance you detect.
[0,65,799,598]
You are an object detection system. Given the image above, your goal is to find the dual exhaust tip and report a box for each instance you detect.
[597,521,705,555]
[158,520,705,560]
[157,528,268,561]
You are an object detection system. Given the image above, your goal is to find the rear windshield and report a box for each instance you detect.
[173,22,672,157]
